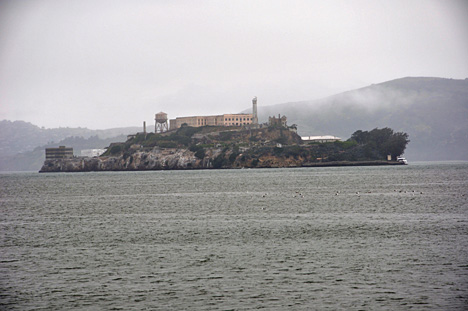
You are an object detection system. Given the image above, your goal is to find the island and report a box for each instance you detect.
[39,125,409,172]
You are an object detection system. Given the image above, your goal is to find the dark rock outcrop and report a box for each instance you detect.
[39,146,403,172]
[40,148,213,172]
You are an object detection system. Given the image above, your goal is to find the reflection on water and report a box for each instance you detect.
[1,163,468,310]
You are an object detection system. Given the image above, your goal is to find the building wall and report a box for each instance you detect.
[45,146,74,159]
[170,114,253,130]
[268,115,287,127]
[222,114,253,126]
[169,119,177,130]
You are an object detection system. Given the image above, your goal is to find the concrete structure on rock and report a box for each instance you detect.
[169,113,254,130]
[268,114,287,128]
[45,146,74,159]
[167,97,259,130]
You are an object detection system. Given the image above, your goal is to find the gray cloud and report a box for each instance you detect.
[1,0,467,129]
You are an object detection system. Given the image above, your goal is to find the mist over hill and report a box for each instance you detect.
[1,77,467,171]
[0,121,141,171]
[254,77,468,161]
[0,120,141,157]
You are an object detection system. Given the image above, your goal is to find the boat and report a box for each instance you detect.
[397,157,408,165]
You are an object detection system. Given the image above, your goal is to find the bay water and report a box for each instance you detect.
[1,162,467,310]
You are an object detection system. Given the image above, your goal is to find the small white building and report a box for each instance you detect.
[301,135,342,143]
[81,149,106,157]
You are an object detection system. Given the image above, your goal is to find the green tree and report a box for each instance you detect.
[349,128,409,160]
[382,132,410,160]
[350,130,368,144]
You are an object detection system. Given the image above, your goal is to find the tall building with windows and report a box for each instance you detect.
[45,146,74,159]
[168,97,258,130]
[169,113,253,130]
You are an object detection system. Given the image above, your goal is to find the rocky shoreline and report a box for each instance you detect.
[39,147,404,173]
[39,126,409,173]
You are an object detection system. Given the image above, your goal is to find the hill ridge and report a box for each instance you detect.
[2,76,467,170]
[254,77,468,161]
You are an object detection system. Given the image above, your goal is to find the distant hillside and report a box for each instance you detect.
[0,120,141,171]
[254,77,468,161]
[0,135,130,172]
[0,120,140,157]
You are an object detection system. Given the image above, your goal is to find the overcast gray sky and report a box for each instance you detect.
[1,0,467,129]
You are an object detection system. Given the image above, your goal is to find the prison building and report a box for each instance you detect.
[169,113,253,130]
[45,146,74,159]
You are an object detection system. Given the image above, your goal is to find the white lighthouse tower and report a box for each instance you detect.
[252,96,258,127]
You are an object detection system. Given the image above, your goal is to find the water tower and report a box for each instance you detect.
[155,112,168,133]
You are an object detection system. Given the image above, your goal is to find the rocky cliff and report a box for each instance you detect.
[40,148,205,172]
[39,126,407,172]
[39,146,302,172]
[39,146,402,172]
